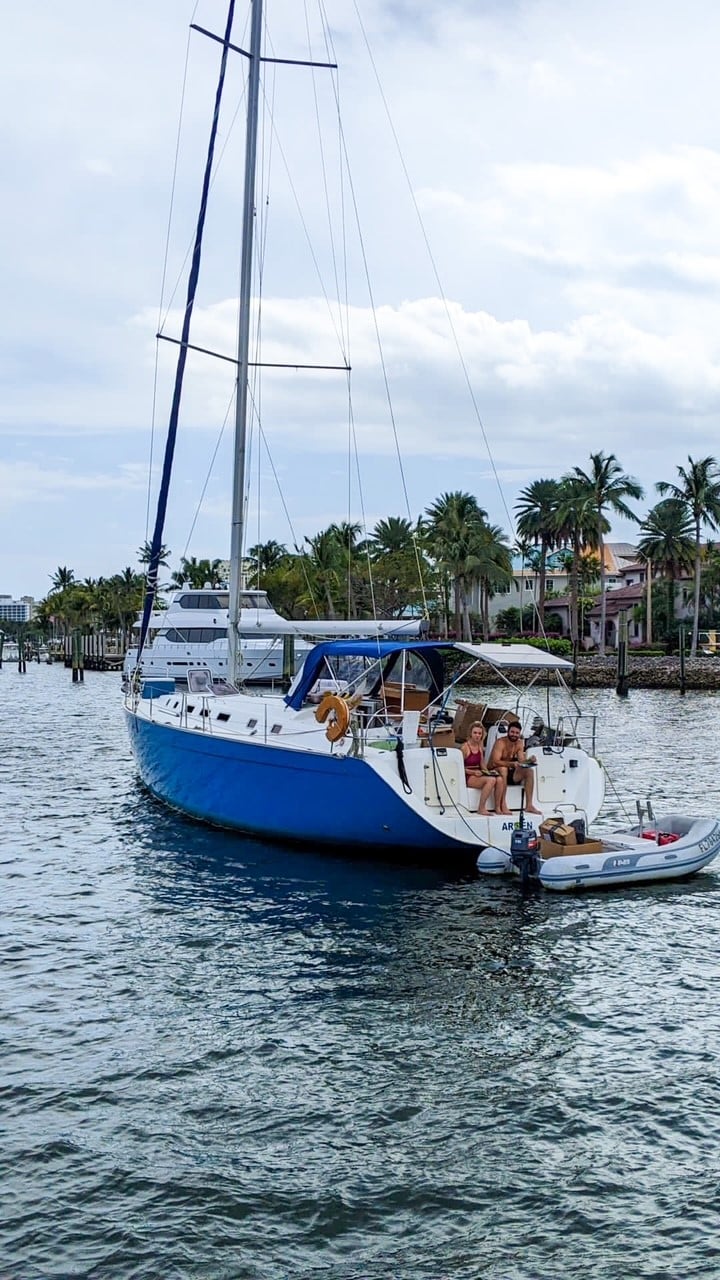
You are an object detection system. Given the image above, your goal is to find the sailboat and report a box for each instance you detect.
[125,1,720,886]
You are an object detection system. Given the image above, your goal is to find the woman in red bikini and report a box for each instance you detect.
[461,721,501,816]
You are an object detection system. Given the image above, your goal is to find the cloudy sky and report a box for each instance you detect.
[4,0,720,600]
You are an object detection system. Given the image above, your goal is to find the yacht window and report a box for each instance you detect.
[178,593,230,610]
[271,724,282,734]
[186,704,195,713]
[165,628,228,643]
[217,712,231,722]
[247,717,258,728]
[241,592,271,610]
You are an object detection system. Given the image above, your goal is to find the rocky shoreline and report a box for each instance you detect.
[464,654,720,690]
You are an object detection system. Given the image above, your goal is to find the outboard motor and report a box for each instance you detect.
[510,759,541,888]
[510,826,541,888]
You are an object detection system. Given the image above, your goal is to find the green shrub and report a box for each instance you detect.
[501,635,573,657]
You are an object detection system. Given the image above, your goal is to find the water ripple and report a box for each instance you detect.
[3,664,720,1278]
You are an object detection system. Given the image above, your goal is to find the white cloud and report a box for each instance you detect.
[6,0,720,597]
[0,460,148,508]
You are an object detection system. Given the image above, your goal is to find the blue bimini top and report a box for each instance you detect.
[284,639,447,711]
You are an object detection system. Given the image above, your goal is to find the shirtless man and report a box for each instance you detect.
[488,722,542,816]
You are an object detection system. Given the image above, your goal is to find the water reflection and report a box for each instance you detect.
[5,666,720,1280]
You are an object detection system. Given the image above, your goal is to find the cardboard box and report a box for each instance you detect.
[551,823,577,845]
[539,838,566,859]
[540,817,564,839]
[452,700,487,742]
[540,837,605,858]
[430,727,456,749]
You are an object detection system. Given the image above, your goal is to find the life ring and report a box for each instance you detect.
[315,693,350,743]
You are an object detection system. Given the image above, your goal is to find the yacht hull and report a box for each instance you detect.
[125,710,481,864]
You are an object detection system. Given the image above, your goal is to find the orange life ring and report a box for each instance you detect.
[315,693,350,743]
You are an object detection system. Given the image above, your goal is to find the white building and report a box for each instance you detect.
[0,595,34,623]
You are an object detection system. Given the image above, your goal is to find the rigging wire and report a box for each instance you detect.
[303,0,348,357]
[246,9,356,618]
[257,98,349,362]
[245,14,321,619]
[157,8,251,336]
[304,0,356,616]
[150,5,251,573]
[146,4,200,541]
[137,0,237,664]
[349,0,516,541]
[181,390,235,560]
[316,2,429,619]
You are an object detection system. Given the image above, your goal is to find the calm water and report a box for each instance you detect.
[3,663,720,1279]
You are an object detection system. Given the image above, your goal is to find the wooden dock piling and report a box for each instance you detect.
[615,609,629,697]
[71,629,84,683]
[63,631,124,674]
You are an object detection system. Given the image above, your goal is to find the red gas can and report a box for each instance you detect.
[658,832,680,846]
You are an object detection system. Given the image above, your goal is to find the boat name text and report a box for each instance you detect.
[698,823,720,855]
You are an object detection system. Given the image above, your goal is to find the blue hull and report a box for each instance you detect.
[125,711,477,865]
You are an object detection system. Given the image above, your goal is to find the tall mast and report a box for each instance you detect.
[228,0,264,683]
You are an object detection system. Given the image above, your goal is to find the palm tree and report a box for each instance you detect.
[302,528,345,617]
[368,516,428,619]
[657,456,720,656]
[515,478,562,625]
[137,541,170,569]
[554,476,607,649]
[327,521,365,617]
[700,541,720,625]
[247,540,287,587]
[474,523,513,639]
[369,516,415,559]
[637,498,696,644]
[107,568,145,647]
[572,452,644,655]
[50,566,75,590]
[170,556,226,589]
[424,491,490,639]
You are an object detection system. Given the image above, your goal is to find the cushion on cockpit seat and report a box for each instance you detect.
[466,781,526,812]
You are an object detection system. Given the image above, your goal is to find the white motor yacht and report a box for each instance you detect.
[123,587,424,686]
